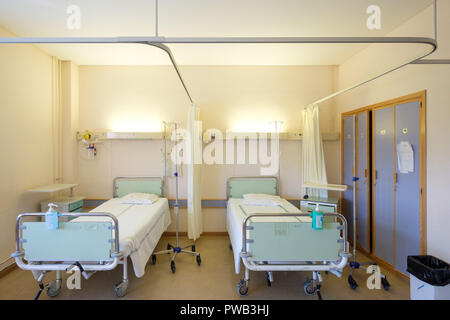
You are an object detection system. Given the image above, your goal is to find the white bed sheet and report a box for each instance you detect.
[226,198,306,274]
[76,197,170,278]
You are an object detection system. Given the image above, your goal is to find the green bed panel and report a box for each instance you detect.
[115,178,163,198]
[228,178,278,198]
[22,222,113,262]
[248,222,340,262]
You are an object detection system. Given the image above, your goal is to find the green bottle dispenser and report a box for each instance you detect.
[311,204,324,230]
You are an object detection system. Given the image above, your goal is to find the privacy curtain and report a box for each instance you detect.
[302,104,328,199]
[187,104,203,240]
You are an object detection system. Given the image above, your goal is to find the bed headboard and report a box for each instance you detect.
[113,177,164,198]
[227,176,279,199]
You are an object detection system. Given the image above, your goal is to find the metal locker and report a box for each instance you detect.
[373,107,395,265]
[357,112,370,252]
[343,116,355,243]
[394,101,421,273]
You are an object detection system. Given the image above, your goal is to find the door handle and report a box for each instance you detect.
[394,172,398,191]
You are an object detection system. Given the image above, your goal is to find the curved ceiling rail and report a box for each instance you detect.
[411,59,450,64]
[0,36,438,106]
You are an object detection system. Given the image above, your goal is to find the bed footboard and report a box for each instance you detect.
[240,212,350,270]
[11,212,122,272]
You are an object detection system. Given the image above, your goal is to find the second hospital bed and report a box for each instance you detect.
[11,176,170,299]
[226,177,351,299]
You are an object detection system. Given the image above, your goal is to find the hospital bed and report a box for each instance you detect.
[226,177,351,299]
[11,176,171,299]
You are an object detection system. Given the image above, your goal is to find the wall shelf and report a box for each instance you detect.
[77,131,340,142]
[27,183,78,196]
[204,131,340,141]
[76,131,163,141]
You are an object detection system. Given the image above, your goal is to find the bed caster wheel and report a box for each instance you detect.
[303,279,317,296]
[171,261,176,273]
[266,272,272,287]
[237,280,248,297]
[192,245,196,252]
[114,280,128,298]
[381,277,391,291]
[229,243,232,251]
[46,280,62,297]
[150,254,156,265]
[348,275,358,290]
[196,254,202,266]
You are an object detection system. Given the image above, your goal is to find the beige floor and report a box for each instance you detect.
[0,235,410,300]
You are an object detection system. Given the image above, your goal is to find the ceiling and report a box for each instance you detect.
[0,0,434,65]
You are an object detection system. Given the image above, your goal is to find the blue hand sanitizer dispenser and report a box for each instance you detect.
[311,204,324,230]
[45,203,59,230]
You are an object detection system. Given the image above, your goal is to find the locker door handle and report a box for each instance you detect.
[394,172,398,191]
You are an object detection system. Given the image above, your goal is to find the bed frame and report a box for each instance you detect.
[11,176,164,299]
[226,176,350,299]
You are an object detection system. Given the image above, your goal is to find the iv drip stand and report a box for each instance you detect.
[151,122,201,273]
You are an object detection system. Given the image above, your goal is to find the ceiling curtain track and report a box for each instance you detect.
[0,1,439,106]
[408,0,450,66]
[0,36,437,106]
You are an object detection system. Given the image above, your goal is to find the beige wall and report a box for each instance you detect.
[334,1,450,261]
[77,65,339,200]
[0,27,55,269]
[77,65,340,232]
[79,65,337,133]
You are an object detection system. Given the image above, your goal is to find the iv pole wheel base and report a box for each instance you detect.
[382,277,391,291]
[348,275,358,290]
[171,261,176,273]
[266,272,272,287]
[167,243,172,253]
[192,245,196,252]
[114,280,128,298]
[237,279,249,297]
[196,254,202,266]
[46,280,62,297]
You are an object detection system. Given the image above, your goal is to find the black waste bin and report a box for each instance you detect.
[407,255,450,286]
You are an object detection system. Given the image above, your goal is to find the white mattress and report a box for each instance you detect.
[77,197,170,278]
[226,198,307,274]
